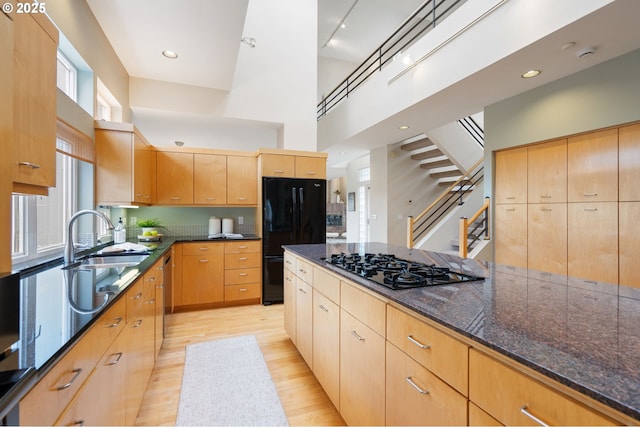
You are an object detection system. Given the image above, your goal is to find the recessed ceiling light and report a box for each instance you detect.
[521,69,541,79]
[162,50,178,59]
[399,125,410,130]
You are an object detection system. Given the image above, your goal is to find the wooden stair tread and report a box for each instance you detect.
[401,136,433,151]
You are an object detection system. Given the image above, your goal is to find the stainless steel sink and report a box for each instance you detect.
[77,254,150,269]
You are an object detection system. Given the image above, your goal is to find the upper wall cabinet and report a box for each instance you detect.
[258,149,328,179]
[12,12,58,195]
[194,154,226,205]
[619,123,640,202]
[527,139,567,204]
[494,147,527,204]
[227,155,257,205]
[95,121,155,206]
[156,151,194,205]
[567,128,618,202]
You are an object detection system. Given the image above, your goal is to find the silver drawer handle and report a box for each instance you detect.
[299,268,307,274]
[19,161,41,169]
[319,304,329,312]
[505,196,516,200]
[57,368,83,390]
[199,247,209,251]
[133,292,143,300]
[239,257,248,260]
[108,352,123,366]
[541,208,552,212]
[583,208,598,212]
[239,245,248,249]
[298,288,306,294]
[520,406,549,427]
[148,276,156,281]
[239,288,247,292]
[133,319,143,328]
[405,376,429,395]
[583,192,598,197]
[506,208,515,212]
[238,197,247,201]
[200,259,209,263]
[540,195,551,199]
[206,197,216,200]
[407,334,430,349]
[171,196,181,200]
[239,272,248,276]
[274,169,284,173]
[351,330,365,341]
[107,317,123,328]
[306,171,316,175]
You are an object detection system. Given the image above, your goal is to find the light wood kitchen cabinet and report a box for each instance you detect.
[95,122,155,205]
[295,156,326,179]
[312,289,340,410]
[340,308,385,426]
[12,12,58,194]
[296,279,313,369]
[340,280,386,337]
[227,155,257,205]
[386,305,468,395]
[194,153,227,205]
[494,204,527,268]
[260,153,295,177]
[284,265,297,343]
[144,258,165,359]
[619,123,640,201]
[620,202,640,289]
[495,147,527,204]
[567,128,618,202]
[527,203,567,275]
[527,139,567,203]
[469,402,503,426]
[567,202,618,284]
[385,342,467,426]
[469,349,616,426]
[178,242,224,306]
[156,151,194,205]
[0,6,12,272]
[223,241,261,302]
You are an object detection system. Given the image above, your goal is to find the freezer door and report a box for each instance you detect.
[262,256,284,305]
[262,178,296,256]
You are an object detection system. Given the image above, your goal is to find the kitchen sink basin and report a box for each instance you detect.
[77,254,150,269]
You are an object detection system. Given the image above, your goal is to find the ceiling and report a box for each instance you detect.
[85,0,640,176]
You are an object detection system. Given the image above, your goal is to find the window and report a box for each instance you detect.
[358,167,370,242]
[56,51,77,101]
[95,93,111,121]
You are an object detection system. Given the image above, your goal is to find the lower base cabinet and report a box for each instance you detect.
[385,342,466,426]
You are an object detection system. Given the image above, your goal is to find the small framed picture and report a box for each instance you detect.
[347,192,356,211]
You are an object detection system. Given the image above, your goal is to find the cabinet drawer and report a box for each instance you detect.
[126,279,145,322]
[469,349,615,426]
[313,266,340,304]
[386,342,467,426]
[296,259,313,285]
[284,251,297,273]
[341,280,386,337]
[20,329,101,426]
[183,242,224,256]
[225,267,260,285]
[224,240,260,253]
[90,296,126,357]
[224,252,260,269]
[387,305,468,395]
[224,283,261,301]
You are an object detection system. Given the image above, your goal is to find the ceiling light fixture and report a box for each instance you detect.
[162,50,178,59]
[241,37,256,48]
[322,0,359,47]
[174,141,185,147]
[521,69,541,79]
[399,125,410,130]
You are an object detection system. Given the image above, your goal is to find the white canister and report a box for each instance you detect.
[222,218,234,234]
[208,216,221,235]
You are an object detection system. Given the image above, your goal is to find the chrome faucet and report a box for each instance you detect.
[64,209,115,266]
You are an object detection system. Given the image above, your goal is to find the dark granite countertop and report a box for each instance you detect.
[0,234,260,419]
[283,242,640,422]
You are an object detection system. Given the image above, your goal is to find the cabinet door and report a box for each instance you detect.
[527,204,567,275]
[494,204,527,268]
[568,202,618,284]
[528,139,567,203]
[295,279,313,368]
[340,309,385,426]
[312,290,340,410]
[261,153,294,177]
[568,128,618,202]
[194,153,226,205]
[12,13,57,190]
[295,156,326,179]
[181,244,224,305]
[133,132,153,204]
[619,123,640,201]
[284,268,297,343]
[495,147,527,204]
[386,342,466,426]
[227,156,257,205]
[0,8,12,272]
[156,151,194,204]
[619,202,640,289]
[95,129,135,204]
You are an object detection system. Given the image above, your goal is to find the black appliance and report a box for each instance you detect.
[262,177,326,304]
[325,253,483,290]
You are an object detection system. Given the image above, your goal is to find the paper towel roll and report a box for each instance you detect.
[209,217,221,235]
[222,218,234,234]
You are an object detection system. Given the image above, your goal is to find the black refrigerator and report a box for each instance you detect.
[262,177,326,304]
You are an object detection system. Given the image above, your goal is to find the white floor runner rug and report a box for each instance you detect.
[176,335,289,426]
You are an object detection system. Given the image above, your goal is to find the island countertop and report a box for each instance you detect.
[283,241,640,422]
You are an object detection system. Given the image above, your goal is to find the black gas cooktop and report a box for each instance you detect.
[324,252,483,290]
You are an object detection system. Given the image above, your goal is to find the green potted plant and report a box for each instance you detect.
[136,218,161,237]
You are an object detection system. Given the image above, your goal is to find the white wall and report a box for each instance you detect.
[345,155,369,242]
[369,146,389,243]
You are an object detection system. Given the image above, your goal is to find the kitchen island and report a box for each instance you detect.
[283,242,640,426]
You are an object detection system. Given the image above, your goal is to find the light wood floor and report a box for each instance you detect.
[134,304,345,426]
